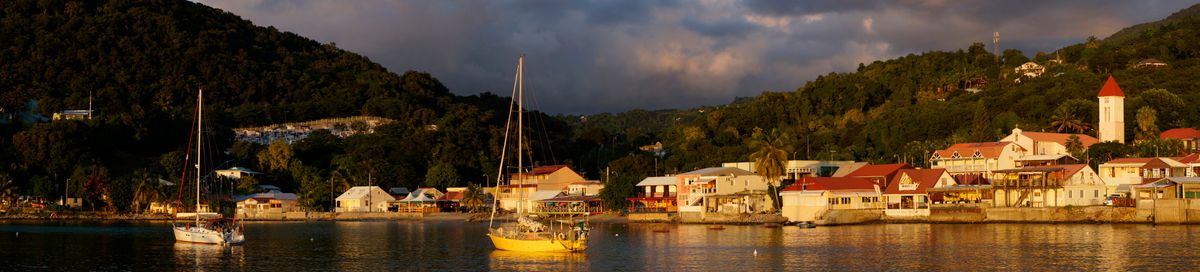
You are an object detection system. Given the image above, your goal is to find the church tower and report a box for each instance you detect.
[1097,75,1125,143]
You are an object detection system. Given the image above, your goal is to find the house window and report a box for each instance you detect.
[828,198,837,205]
[1095,190,1099,198]
[1068,190,1072,198]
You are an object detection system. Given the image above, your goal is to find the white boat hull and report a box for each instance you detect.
[173,225,244,245]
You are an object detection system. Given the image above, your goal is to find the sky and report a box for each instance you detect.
[196,0,1198,114]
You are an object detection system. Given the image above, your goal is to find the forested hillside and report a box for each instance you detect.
[0,0,573,211]
[3,0,1200,212]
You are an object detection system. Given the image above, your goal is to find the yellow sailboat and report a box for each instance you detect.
[486,55,588,253]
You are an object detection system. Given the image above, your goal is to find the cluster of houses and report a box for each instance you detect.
[191,76,1200,224]
[233,116,394,145]
[629,75,1200,223]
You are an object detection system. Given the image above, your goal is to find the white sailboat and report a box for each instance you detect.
[172,88,244,245]
[486,56,588,252]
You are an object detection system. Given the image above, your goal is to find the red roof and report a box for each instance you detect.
[1173,153,1200,164]
[1161,128,1200,140]
[1057,164,1088,179]
[932,142,1020,159]
[782,177,877,192]
[846,164,911,178]
[438,191,464,201]
[1097,75,1124,97]
[883,169,948,195]
[1020,132,1100,148]
[1104,158,1153,164]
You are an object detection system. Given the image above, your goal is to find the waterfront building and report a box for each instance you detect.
[497,165,587,212]
[567,180,604,196]
[1098,157,1191,195]
[675,167,773,218]
[534,195,603,216]
[930,141,1025,182]
[844,163,911,188]
[779,177,882,222]
[235,191,299,218]
[335,186,395,212]
[990,164,1106,207]
[397,187,444,213]
[722,160,857,180]
[883,169,956,217]
[627,176,678,216]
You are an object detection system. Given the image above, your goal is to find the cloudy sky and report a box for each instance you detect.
[197,0,1196,114]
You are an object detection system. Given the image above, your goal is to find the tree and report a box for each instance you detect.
[130,169,163,213]
[1086,142,1131,169]
[461,183,486,212]
[236,175,261,195]
[0,174,16,209]
[1136,106,1159,143]
[599,154,655,211]
[258,140,294,172]
[1065,135,1086,163]
[749,127,790,211]
[424,163,460,189]
[1047,100,1094,134]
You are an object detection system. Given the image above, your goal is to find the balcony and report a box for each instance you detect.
[634,192,677,198]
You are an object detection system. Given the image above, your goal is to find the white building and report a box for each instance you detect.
[335,186,395,212]
[1098,75,1126,143]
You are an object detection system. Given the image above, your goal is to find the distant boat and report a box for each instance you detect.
[763,222,782,228]
[795,221,817,229]
[486,56,587,253]
[172,89,244,245]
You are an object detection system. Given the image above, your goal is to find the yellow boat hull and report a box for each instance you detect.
[487,233,587,252]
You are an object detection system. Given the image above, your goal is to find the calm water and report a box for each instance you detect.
[1,220,1199,271]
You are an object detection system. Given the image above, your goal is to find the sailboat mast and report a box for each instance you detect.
[196,88,203,226]
[517,55,524,214]
[489,55,522,228]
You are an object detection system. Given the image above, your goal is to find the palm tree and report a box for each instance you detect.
[0,175,16,210]
[132,177,162,213]
[1136,106,1159,143]
[749,128,790,211]
[462,183,487,213]
[1048,106,1089,134]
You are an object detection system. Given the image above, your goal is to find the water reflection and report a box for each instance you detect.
[489,250,588,270]
[173,242,244,270]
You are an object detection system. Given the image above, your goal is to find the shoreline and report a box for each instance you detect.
[2,206,1187,225]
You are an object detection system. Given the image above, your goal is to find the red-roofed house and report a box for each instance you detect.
[845,163,912,188]
[1001,128,1098,156]
[1161,128,1200,152]
[991,164,1108,207]
[930,141,1025,179]
[779,177,882,222]
[500,165,586,212]
[883,169,955,217]
[1099,157,1189,195]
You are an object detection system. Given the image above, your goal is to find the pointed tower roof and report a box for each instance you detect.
[1097,75,1125,97]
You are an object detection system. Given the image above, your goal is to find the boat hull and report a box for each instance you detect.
[487,233,586,252]
[173,225,244,245]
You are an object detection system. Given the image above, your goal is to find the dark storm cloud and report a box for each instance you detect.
[196,0,1197,114]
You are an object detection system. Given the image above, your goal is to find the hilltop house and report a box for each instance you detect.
[883,169,956,217]
[1014,62,1045,81]
[1162,128,1200,152]
[1135,58,1168,69]
[215,167,262,180]
[779,177,883,222]
[335,186,395,212]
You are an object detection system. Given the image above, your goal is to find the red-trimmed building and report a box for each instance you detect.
[1161,128,1200,152]
[845,163,911,188]
[930,141,1026,182]
[882,169,955,217]
[779,177,883,222]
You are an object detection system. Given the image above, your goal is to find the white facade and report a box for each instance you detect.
[1099,96,1125,143]
[335,186,395,212]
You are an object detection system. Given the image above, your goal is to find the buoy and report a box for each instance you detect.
[310,237,314,241]
[15,232,18,237]
[753,249,758,256]
[615,234,619,236]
